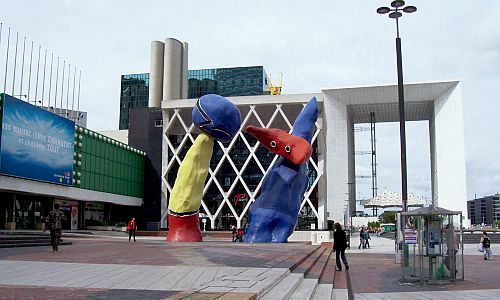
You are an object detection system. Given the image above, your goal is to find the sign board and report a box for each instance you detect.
[0,94,74,185]
[405,229,417,245]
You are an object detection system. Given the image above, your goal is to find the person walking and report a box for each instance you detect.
[231,225,237,242]
[481,231,493,260]
[45,204,67,252]
[358,228,366,249]
[333,223,349,271]
[365,228,371,248]
[443,224,459,276]
[128,217,137,242]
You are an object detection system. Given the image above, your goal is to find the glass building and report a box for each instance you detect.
[119,66,269,129]
[119,73,150,130]
[188,66,269,99]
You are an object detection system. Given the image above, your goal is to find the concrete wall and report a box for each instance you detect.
[432,82,467,215]
[323,94,350,224]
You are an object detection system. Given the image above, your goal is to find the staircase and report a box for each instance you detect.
[260,245,349,300]
[0,232,72,248]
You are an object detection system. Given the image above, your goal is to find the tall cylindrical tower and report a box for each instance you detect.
[163,38,183,101]
[149,41,165,108]
[181,42,189,99]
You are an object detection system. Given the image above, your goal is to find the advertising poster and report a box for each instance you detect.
[0,94,74,185]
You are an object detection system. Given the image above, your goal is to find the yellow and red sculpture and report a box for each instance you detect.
[166,94,241,242]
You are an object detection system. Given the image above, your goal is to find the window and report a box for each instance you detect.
[154,119,163,127]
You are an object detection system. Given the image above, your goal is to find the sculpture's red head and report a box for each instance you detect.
[245,125,312,165]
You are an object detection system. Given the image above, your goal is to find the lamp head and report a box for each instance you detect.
[377,7,391,14]
[403,5,417,13]
[389,11,402,19]
[391,0,405,8]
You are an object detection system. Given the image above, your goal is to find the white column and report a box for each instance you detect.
[160,109,171,228]
[316,116,327,230]
[181,42,189,99]
[163,38,183,101]
[347,115,355,224]
[432,82,467,215]
[324,93,350,224]
[149,41,164,108]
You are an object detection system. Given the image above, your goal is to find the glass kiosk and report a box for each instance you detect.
[400,206,464,284]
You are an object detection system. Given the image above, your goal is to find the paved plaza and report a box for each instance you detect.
[0,233,498,299]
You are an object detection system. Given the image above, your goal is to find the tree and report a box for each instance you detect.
[378,211,397,224]
[368,221,380,229]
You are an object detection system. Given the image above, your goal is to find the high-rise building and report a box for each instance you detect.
[188,66,269,99]
[119,73,150,130]
[467,194,500,225]
[119,66,269,129]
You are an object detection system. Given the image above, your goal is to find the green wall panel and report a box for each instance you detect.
[72,126,145,199]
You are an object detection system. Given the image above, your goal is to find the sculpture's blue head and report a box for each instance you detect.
[192,94,241,142]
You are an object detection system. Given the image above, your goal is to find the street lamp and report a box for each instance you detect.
[377,1,416,215]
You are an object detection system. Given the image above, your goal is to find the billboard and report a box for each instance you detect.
[0,94,74,185]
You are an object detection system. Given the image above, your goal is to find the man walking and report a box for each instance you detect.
[45,204,67,252]
[128,217,137,242]
[333,223,349,271]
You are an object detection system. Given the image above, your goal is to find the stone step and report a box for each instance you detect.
[305,247,331,279]
[0,241,72,248]
[332,288,348,299]
[260,273,303,300]
[312,284,333,300]
[289,278,318,300]
[292,246,326,275]
[319,249,336,284]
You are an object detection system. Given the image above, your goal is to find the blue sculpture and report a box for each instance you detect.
[192,94,241,142]
[243,97,319,243]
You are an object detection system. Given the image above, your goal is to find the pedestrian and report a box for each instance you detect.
[237,227,245,242]
[358,228,366,249]
[44,204,67,252]
[128,217,137,242]
[481,231,493,260]
[333,223,349,271]
[365,228,371,248]
[443,224,459,276]
[231,225,237,242]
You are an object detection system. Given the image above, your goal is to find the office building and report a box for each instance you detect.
[119,67,269,130]
[467,194,500,225]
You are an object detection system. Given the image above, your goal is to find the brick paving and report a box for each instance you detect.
[1,235,499,299]
[348,253,500,294]
[0,237,314,299]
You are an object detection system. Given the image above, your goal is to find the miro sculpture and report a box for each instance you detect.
[166,94,241,242]
[243,97,319,243]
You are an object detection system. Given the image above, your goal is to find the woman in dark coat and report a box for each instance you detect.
[333,223,349,271]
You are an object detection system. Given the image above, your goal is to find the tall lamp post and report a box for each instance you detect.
[377,0,416,267]
[376,1,416,214]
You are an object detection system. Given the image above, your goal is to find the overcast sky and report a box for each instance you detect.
[1,1,499,206]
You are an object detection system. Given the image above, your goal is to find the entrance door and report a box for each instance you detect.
[15,199,33,229]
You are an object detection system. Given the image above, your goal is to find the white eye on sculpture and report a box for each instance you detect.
[270,141,277,148]
[78,153,82,158]
[285,145,291,153]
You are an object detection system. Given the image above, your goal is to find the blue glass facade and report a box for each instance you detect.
[119,67,268,129]
[188,66,269,99]
[119,73,150,130]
